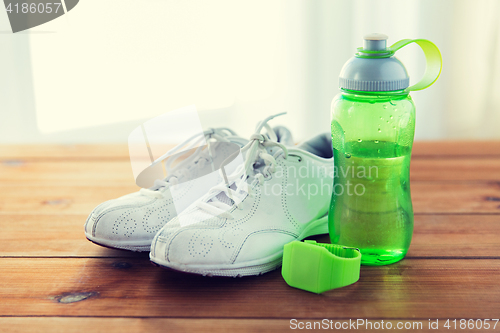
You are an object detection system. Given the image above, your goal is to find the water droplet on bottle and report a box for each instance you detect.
[394,108,398,112]
[357,138,362,142]
[390,115,393,119]
[377,149,381,153]
[383,105,388,109]
[378,128,381,132]
[386,120,389,123]
[374,140,379,144]
[380,116,383,120]
[345,153,351,158]
[393,126,396,129]
[390,100,396,106]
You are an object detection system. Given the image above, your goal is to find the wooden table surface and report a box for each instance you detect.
[0,142,499,332]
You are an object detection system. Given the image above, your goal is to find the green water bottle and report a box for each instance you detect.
[329,34,442,265]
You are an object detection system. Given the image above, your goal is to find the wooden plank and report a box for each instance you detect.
[0,185,137,215]
[2,158,500,186]
[0,318,469,333]
[409,214,500,257]
[1,182,499,215]
[0,214,145,258]
[0,318,285,333]
[412,141,500,158]
[313,214,500,258]
[1,141,499,160]
[1,215,499,258]
[0,258,498,319]
[0,161,135,186]
[411,182,500,214]
[0,144,130,160]
[410,158,500,181]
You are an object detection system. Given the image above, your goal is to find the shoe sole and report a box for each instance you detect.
[150,214,329,277]
[85,233,151,252]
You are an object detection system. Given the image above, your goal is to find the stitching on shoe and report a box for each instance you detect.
[212,191,260,263]
[111,211,137,238]
[93,197,173,237]
[231,229,296,264]
[164,188,262,264]
[95,197,166,221]
[280,159,300,229]
[165,227,191,262]
[188,229,214,259]
[92,197,163,236]
[169,179,194,201]
[141,201,171,234]
[226,189,262,263]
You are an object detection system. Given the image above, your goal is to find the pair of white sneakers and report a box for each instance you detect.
[85,115,334,277]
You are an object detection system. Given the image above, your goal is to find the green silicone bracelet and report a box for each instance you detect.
[281,240,361,294]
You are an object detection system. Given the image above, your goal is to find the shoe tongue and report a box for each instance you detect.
[212,192,233,206]
[272,126,294,146]
[209,183,237,207]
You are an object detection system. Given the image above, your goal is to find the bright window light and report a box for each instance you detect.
[30,0,283,133]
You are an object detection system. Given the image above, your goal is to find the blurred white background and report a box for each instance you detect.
[1,0,499,143]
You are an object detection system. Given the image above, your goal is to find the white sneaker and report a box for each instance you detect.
[85,126,294,252]
[85,127,249,251]
[150,116,333,276]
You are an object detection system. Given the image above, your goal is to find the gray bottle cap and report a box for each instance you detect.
[339,34,410,91]
[363,33,388,51]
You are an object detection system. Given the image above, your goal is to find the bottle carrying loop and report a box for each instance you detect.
[355,39,442,92]
[389,39,442,92]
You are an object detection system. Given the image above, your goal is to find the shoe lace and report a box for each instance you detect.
[140,127,236,199]
[196,113,288,219]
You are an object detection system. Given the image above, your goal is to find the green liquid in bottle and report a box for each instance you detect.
[329,140,414,265]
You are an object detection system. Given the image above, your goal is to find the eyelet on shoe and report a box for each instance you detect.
[288,154,302,162]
